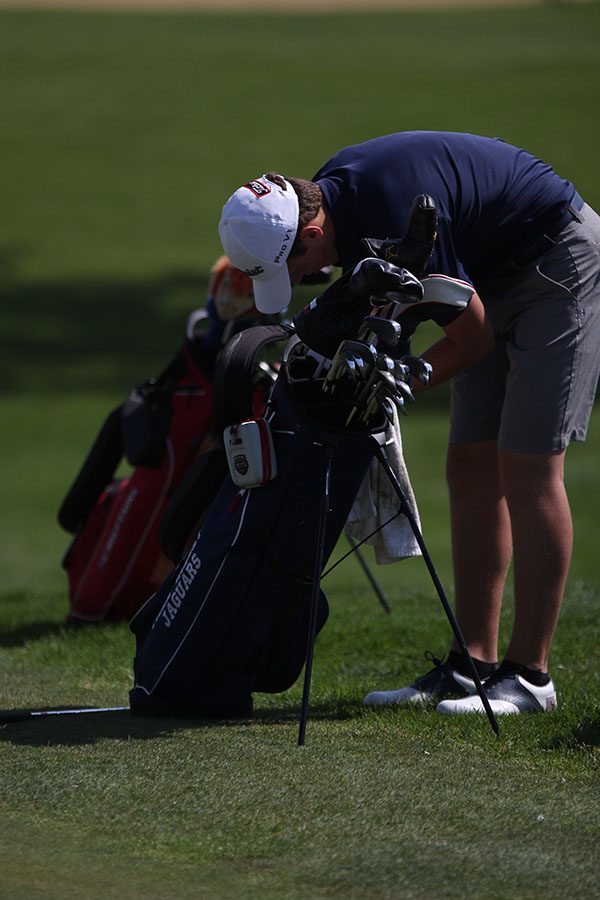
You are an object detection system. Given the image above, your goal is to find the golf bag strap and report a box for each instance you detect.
[211,323,294,432]
[159,448,229,563]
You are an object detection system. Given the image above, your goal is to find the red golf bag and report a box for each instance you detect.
[59,340,216,623]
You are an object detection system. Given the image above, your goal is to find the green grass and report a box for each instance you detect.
[1,584,599,898]
[1,4,600,898]
[1,398,599,898]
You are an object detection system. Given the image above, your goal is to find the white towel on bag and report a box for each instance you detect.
[344,407,422,564]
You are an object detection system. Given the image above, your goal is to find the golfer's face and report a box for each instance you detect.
[287,243,331,286]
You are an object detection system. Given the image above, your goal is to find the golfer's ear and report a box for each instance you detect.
[299,223,324,242]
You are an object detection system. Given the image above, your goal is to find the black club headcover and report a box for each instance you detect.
[361,194,437,277]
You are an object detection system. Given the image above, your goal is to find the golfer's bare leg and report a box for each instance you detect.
[446,441,512,662]
[499,449,572,673]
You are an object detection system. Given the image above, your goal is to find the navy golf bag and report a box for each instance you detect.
[129,193,442,719]
[129,350,382,718]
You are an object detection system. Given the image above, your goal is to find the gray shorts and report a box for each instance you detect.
[449,203,600,453]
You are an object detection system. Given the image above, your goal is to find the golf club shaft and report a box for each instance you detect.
[0,706,129,724]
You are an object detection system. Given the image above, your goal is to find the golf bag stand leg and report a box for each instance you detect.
[371,434,500,736]
[298,434,337,747]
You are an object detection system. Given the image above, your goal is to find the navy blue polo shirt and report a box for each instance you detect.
[313,131,576,284]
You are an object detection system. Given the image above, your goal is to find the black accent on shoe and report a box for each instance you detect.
[497,659,550,687]
[410,652,476,697]
[363,651,477,707]
[447,650,498,681]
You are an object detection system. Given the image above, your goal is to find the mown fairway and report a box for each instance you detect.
[1,4,599,897]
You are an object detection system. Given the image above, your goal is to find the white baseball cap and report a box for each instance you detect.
[218,176,299,314]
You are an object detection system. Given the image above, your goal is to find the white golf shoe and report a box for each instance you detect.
[364,654,478,707]
[437,669,557,716]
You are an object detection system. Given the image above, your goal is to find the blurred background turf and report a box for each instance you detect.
[1,3,599,597]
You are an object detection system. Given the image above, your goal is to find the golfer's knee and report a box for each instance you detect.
[499,450,566,501]
[446,441,499,495]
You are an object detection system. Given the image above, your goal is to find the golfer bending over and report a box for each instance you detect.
[218,131,600,716]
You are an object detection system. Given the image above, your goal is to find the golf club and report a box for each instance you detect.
[0,705,129,724]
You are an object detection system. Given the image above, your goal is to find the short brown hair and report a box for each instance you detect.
[265,172,322,257]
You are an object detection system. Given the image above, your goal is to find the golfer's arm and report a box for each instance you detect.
[414,292,494,392]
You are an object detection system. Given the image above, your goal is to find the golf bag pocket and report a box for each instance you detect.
[62,479,126,585]
[130,370,378,718]
[224,418,277,488]
[122,381,176,468]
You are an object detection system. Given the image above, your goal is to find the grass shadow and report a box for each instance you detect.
[542,710,600,750]
[0,620,70,648]
[0,263,210,395]
[0,698,356,747]
[254,699,356,725]
[0,615,135,648]
[0,710,179,746]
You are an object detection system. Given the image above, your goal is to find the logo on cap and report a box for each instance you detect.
[274,229,294,264]
[244,180,271,198]
[244,265,264,277]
